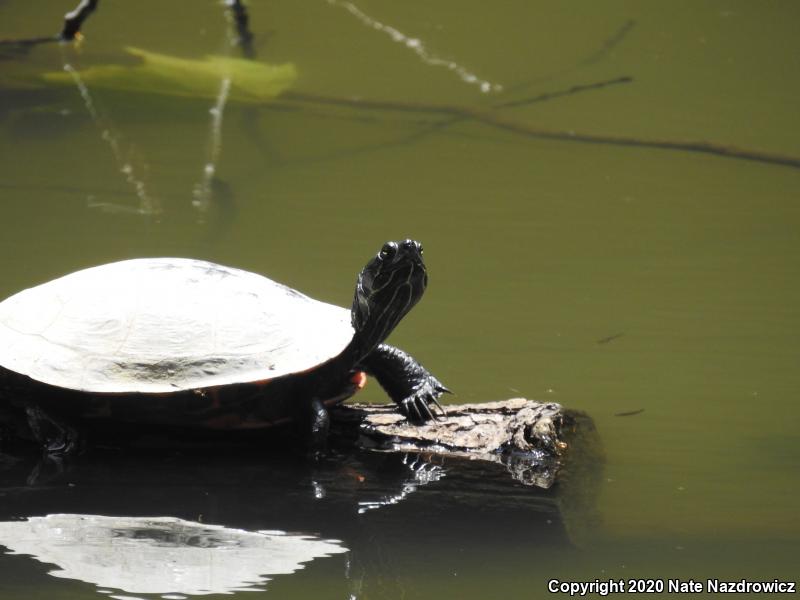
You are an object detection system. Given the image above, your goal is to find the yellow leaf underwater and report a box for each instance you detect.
[42,47,297,103]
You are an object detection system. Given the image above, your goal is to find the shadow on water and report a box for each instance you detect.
[0,431,602,597]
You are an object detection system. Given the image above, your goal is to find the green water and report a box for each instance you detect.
[1,0,799,598]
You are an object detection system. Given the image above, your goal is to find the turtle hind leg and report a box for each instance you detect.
[25,405,82,455]
[289,395,331,456]
[360,344,450,423]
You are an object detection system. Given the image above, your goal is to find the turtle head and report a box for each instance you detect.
[351,239,428,357]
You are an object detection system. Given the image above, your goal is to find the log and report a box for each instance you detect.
[330,398,593,489]
[1,396,598,491]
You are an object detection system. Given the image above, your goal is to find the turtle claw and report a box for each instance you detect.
[420,396,436,422]
[430,396,446,418]
[399,378,449,424]
[402,397,424,422]
[400,396,427,423]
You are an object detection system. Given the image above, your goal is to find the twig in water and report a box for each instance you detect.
[498,76,632,110]
[581,19,636,66]
[225,0,255,59]
[503,19,637,98]
[614,409,644,417]
[281,91,800,170]
[0,36,55,52]
[265,75,632,165]
[597,333,625,345]
[60,0,100,41]
[0,0,99,52]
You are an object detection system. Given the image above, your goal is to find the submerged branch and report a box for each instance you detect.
[502,19,637,98]
[283,90,800,170]
[580,19,637,66]
[497,76,632,109]
[0,36,55,50]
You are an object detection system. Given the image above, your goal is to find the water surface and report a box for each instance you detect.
[1,0,798,597]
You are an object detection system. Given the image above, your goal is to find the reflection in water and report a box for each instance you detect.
[357,453,445,514]
[0,514,347,596]
[191,77,231,221]
[61,61,160,217]
[327,0,502,93]
[0,446,593,599]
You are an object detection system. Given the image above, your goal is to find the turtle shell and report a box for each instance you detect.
[0,258,354,394]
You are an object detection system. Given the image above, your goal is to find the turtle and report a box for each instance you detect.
[0,239,449,452]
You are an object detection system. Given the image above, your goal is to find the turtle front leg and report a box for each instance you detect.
[360,344,450,423]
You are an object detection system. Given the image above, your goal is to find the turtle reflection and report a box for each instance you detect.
[0,514,347,596]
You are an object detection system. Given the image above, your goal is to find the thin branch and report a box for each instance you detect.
[580,19,636,66]
[318,76,636,155]
[497,76,632,109]
[0,37,55,60]
[282,91,800,170]
[503,19,637,98]
[0,36,55,48]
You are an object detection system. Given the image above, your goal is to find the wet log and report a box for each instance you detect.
[0,396,598,492]
[330,398,593,489]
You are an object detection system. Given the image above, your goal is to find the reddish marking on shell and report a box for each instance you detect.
[351,371,367,390]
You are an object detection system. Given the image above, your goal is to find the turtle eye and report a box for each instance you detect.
[379,242,397,260]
